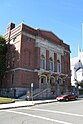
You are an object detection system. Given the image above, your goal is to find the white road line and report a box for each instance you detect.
[33,108,83,118]
[3,110,73,124]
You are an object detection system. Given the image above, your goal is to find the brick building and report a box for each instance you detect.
[0,22,71,99]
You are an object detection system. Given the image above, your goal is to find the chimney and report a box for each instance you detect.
[7,22,15,32]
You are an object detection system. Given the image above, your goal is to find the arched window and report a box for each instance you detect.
[49,57,53,71]
[40,55,45,69]
[57,60,61,73]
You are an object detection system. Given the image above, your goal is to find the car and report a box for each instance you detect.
[56,94,78,101]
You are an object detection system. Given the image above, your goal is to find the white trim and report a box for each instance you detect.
[41,75,47,84]
[36,36,64,54]
[50,76,55,82]
[22,31,36,39]
[6,68,34,72]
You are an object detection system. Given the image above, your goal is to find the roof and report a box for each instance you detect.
[37,29,61,43]
[37,29,70,51]
[3,22,70,51]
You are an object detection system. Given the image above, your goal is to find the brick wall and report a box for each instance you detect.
[61,52,70,74]
[35,47,40,69]
[20,34,36,69]
[18,71,38,88]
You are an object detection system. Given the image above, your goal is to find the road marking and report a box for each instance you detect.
[3,110,72,124]
[33,108,83,118]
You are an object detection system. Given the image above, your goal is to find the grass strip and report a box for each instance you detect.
[0,97,14,104]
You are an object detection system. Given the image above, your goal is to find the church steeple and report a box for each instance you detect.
[78,44,81,60]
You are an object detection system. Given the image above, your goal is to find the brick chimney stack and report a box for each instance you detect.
[7,22,15,32]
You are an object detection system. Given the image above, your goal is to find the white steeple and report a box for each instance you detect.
[78,44,81,60]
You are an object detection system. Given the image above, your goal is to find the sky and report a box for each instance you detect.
[0,0,83,58]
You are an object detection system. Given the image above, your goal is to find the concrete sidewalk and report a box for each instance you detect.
[0,95,83,110]
[0,99,57,110]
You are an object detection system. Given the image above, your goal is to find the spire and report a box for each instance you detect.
[78,44,81,59]
[82,22,83,51]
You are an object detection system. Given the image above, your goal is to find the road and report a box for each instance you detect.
[0,98,83,124]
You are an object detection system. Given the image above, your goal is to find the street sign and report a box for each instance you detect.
[31,83,33,88]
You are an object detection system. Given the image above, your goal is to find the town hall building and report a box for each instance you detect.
[0,22,71,99]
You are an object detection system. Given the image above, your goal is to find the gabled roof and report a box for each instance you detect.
[37,29,61,43]
[22,23,63,45]
[37,29,70,51]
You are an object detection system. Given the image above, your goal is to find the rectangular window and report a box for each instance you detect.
[40,59,45,69]
[49,61,53,71]
[57,63,61,73]
[12,73,14,84]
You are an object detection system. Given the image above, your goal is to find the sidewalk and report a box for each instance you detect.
[0,99,57,110]
[78,94,83,98]
[0,95,83,110]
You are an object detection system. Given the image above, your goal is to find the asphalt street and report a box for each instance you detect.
[0,98,83,124]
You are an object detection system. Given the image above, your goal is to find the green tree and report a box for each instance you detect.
[0,36,7,84]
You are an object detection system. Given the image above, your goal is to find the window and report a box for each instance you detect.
[13,37,16,42]
[12,58,15,67]
[49,57,53,71]
[40,55,45,69]
[12,73,14,84]
[57,60,61,73]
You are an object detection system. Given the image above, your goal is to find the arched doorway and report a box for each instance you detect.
[41,75,47,89]
[50,76,55,84]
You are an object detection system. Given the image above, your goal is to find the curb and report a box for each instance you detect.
[0,104,34,110]
[0,99,57,110]
[34,100,57,105]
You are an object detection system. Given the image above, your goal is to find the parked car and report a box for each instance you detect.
[56,94,78,101]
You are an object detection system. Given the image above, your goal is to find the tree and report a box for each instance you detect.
[0,36,7,84]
